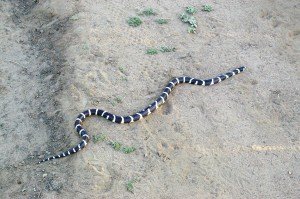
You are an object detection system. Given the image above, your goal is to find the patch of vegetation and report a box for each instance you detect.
[126,180,135,193]
[110,141,122,151]
[121,76,128,81]
[108,140,136,154]
[160,46,176,52]
[188,26,196,34]
[180,10,198,33]
[114,97,122,103]
[122,146,136,154]
[93,134,107,143]
[155,18,168,24]
[180,14,197,28]
[139,8,156,16]
[127,17,142,27]
[70,14,79,21]
[82,43,89,50]
[109,100,116,106]
[186,6,197,15]
[202,5,213,12]
[118,66,125,74]
[146,48,159,55]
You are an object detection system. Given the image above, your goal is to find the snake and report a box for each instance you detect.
[38,66,246,163]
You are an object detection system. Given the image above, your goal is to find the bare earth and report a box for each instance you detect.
[0,0,299,198]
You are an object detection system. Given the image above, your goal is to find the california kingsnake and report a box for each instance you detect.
[38,66,246,163]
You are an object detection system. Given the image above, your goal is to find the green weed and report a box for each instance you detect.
[93,134,107,143]
[180,11,197,33]
[188,27,196,33]
[140,8,156,16]
[70,14,79,21]
[122,146,136,154]
[186,6,197,15]
[110,141,122,151]
[121,76,128,81]
[155,18,168,24]
[160,46,176,52]
[146,48,158,55]
[126,180,135,193]
[127,17,142,27]
[202,5,213,12]
[114,97,122,104]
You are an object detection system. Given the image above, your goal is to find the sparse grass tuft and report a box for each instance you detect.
[127,17,142,27]
[155,18,168,24]
[202,5,213,12]
[146,48,159,55]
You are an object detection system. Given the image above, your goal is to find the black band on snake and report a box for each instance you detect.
[38,66,246,163]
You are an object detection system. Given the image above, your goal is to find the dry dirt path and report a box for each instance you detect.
[0,0,299,198]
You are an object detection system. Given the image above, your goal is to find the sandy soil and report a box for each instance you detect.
[0,0,299,198]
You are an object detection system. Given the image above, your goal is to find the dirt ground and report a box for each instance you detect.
[0,0,299,198]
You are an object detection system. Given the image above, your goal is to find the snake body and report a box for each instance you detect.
[38,66,246,163]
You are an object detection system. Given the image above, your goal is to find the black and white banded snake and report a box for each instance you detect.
[38,66,246,163]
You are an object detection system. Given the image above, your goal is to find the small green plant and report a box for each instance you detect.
[126,180,135,193]
[160,46,176,52]
[140,8,156,16]
[122,146,136,154]
[155,18,168,24]
[180,13,197,33]
[93,134,107,143]
[180,13,190,23]
[110,141,122,151]
[146,48,158,55]
[118,66,125,74]
[188,16,197,28]
[186,6,197,14]
[127,17,142,27]
[70,14,79,21]
[202,5,213,12]
[82,43,89,50]
[121,76,128,81]
[114,97,122,104]
[188,27,196,33]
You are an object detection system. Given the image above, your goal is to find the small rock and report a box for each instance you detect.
[42,173,47,178]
